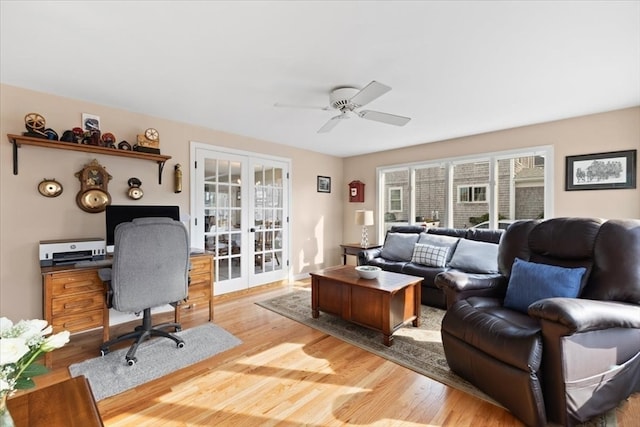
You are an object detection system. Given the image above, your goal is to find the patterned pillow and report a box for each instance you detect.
[411,243,450,268]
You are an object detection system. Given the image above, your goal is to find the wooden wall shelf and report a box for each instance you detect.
[7,134,172,184]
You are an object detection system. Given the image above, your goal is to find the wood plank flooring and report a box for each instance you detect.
[18,281,640,426]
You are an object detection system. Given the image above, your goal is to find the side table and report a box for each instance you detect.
[6,376,103,426]
[340,243,382,265]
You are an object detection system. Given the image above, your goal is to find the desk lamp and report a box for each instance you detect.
[355,210,374,248]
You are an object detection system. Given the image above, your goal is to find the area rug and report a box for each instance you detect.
[69,323,242,401]
[256,289,617,427]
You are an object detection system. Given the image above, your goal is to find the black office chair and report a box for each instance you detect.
[99,217,190,366]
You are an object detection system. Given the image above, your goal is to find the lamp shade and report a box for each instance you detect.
[355,210,374,226]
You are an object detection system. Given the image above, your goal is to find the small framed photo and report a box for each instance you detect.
[82,113,101,132]
[317,176,331,193]
[565,149,636,191]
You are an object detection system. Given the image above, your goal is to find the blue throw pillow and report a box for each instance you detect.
[504,258,586,313]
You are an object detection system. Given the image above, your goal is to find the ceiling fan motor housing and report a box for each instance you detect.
[330,87,360,110]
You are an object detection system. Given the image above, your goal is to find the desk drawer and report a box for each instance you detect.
[49,271,104,296]
[189,272,212,288]
[187,282,211,303]
[52,293,104,316]
[190,257,211,276]
[52,311,103,333]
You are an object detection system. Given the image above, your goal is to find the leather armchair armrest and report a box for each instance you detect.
[435,270,507,309]
[529,298,640,334]
[358,247,382,264]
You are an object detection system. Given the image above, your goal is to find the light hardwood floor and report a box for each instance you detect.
[25,281,640,426]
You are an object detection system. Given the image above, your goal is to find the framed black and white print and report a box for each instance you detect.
[317,176,331,193]
[565,150,636,191]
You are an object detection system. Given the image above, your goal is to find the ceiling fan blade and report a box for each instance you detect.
[349,81,391,107]
[358,110,411,126]
[317,114,349,133]
[273,102,329,111]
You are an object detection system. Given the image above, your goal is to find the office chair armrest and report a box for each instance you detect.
[98,268,114,308]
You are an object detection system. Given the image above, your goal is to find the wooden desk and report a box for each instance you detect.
[41,252,214,367]
[340,243,382,265]
[6,376,103,427]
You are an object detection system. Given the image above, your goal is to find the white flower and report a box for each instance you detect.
[0,337,29,364]
[0,317,13,337]
[41,331,70,352]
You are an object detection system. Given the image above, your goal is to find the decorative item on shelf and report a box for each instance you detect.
[174,163,182,193]
[348,180,365,202]
[60,129,76,142]
[22,112,48,139]
[83,130,102,146]
[117,140,132,150]
[355,209,374,248]
[134,127,161,154]
[37,178,63,197]
[101,132,116,148]
[75,159,112,213]
[127,177,144,200]
[81,113,101,133]
[0,317,70,426]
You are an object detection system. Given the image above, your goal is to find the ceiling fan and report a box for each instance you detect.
[275,80,411,133]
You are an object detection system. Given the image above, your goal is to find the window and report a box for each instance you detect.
[458,184,487,203]
[388,187,403,212]
[377,145,553,232]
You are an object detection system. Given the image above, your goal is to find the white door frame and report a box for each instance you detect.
[190,141,291,295]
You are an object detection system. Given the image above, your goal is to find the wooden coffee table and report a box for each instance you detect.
[310,265,422,346]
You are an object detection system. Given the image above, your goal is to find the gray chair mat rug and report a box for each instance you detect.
[68,322,241,401]
[256,289,619,427]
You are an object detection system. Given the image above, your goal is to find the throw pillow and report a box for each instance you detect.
[417,233,460,262]
[411,243,449,268]
[503,258,586,313]
[380,232,420,262]
[447,238,499,273]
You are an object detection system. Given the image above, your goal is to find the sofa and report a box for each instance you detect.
[358,225,503,308]
[438,218,640,426]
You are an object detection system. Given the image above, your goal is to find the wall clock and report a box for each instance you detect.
[75,159,112,213]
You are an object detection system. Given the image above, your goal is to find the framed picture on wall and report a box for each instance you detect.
[565,149,636,191]
[317,176,331,193]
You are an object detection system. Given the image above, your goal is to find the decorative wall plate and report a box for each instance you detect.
[38,179,63,197]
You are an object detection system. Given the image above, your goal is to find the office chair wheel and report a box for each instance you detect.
[177,341,185,349]
[175,326,182,332]
[126,357,137,366]
[100,348,109,356]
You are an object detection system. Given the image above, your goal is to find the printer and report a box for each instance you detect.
[39,238,106,267]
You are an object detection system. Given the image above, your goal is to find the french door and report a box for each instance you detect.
[191,143,290,295]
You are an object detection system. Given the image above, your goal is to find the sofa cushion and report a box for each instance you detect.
[417,233,459,262]
[411,243,449,267]
[448,238,499,273]
[503,258,586,313]
[380,232,420,261]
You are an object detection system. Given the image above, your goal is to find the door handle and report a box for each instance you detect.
[250,228,256,232]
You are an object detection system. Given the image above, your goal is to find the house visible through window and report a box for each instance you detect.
[388,187,403,212]
[458,185,487,203]
[377,146,552,231]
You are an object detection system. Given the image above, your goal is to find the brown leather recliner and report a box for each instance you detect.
[439,218,640,426]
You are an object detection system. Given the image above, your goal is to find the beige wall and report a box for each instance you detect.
[1,84,638,320]
[342,107,640,244]
[0,84,344,319]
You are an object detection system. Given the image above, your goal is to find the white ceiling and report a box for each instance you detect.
[1,1,639,158]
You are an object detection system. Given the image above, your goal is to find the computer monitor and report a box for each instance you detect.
[105,205,180,253]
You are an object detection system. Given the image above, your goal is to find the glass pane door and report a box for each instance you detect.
[193,144,289,295]
[249,159,286,286]
[201,155,246,294]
